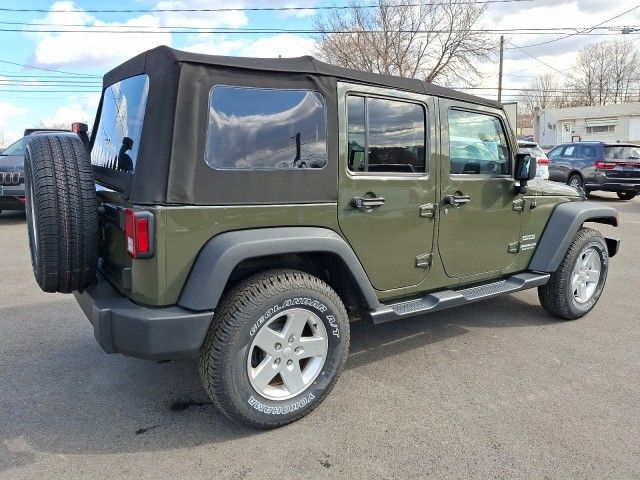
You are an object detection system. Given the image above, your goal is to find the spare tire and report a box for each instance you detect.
[25,134,99,293]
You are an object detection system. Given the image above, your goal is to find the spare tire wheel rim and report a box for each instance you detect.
[571,246,601,303]
[28,175,38,265]
[247,308,328,401]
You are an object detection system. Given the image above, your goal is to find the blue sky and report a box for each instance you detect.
[1,0,639,146]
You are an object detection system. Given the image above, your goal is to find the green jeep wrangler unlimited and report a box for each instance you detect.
[25,46,620,429]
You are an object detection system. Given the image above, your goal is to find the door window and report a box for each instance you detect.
[563,145,577,157]
[448,110,510,175]
[347,95,426,174]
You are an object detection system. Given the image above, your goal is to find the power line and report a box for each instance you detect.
[0,0,534,14]
[510,4,640,49]
[506,41,578,82]
[1,27,638,35]
[0,58,100,77]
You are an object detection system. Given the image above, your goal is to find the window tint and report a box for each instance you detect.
[563,145,576,157]
[207,86,327,170]
[547,146,563,158]
[1,137,25,156]
[604,145,640,159]
[347,95,426,173]
[91,74,149,173]
[582,145,597,158]
[448,110,510,175]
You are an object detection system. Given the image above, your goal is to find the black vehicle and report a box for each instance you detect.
[547,141,640,200]
[0,125,89,215]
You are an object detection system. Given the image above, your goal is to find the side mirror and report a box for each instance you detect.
[514,153,536,194]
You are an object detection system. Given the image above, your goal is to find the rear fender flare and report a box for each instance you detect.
[528,201,619,272]
[178,227,381,311]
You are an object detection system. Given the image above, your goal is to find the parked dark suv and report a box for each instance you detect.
[547,141,640,200]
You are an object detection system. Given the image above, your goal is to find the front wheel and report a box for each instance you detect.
[198,269,350,429]
[617,192,636,201]
[538,227,609,320]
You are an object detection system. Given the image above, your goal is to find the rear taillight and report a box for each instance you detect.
[124,208,154,258]
[537,157,549,165]
[595,161,615,170]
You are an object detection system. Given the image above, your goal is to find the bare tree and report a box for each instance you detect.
[313,0,495,85]
[570,40,640,106]
[518,74,561,115]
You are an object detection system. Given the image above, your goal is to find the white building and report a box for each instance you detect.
[534,102,640,148]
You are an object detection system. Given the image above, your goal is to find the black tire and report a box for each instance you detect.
[616,192,636,201]
[538,227,609,320]
[567,173,584,190]
[24,134,99,293]
[198,269,350,429]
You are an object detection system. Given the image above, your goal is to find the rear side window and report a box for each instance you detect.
[347,95,426,174]
[604,145,640,160]
[448,110,510,175]
[206,86,327,170]
[582,145,597,158]
[91,74,149,173]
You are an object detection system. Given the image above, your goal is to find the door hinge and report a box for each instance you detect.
[507,241,520,254]
[512,199,525,212]
[416,253,432,268]
[419,203,436,218]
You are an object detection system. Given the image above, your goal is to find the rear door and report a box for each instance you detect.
[337,82,437,291]
[438,101,522,279]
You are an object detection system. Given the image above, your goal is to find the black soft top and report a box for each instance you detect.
[106,45,498,108]
[95,46,502,205]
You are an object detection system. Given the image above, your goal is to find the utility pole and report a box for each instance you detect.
[498,35,504,103]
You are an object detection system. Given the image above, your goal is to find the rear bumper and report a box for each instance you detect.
[74,273,213,360]
[586,174,640,193]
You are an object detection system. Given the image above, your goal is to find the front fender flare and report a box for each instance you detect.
[178,227,381,311]
[528,201,619,272]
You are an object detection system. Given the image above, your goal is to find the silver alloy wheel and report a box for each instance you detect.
[571,247,601,303]
[247,308,328,401]
[569,176,582,188]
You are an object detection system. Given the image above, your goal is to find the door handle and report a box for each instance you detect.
[444,194,471,207]
[352,196,385,212]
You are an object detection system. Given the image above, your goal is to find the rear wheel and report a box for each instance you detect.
[198,269,350,429]
[616,192,636,201]
[538,227,608,320]
[568,174,584,190]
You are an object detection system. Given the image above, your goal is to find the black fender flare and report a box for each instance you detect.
[178,227,381,311]
[528,201,619,272]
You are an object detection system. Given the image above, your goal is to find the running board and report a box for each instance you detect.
[367,272,550,325]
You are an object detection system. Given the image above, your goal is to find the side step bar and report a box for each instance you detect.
[367,272,550,325]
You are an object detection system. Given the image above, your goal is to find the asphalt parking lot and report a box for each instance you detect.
[1,192,638,479]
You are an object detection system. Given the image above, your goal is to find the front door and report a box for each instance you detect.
[337,82,437,291]
[438,101,523,279]
[561,121,572,143]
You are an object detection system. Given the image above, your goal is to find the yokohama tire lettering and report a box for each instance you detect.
[248,392,316,414]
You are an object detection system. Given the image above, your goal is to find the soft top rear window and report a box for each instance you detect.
[91,74,149,173]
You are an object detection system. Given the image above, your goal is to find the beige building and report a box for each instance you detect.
[534,102,640,148]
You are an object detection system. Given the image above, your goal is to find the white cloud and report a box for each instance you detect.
[0,103,27,147]
[155,0,249,29]
[28,1,172,69]
[39,93,100,128]
[185,33,315,58]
